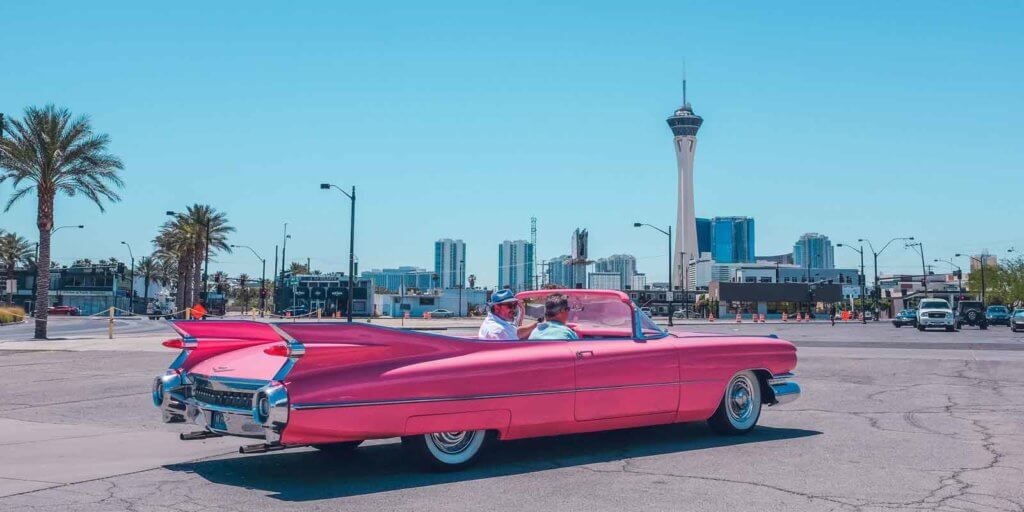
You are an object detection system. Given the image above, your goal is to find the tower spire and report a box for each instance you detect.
[682,59,688,106]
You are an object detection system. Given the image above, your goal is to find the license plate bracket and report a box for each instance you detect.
[210,411,226,431]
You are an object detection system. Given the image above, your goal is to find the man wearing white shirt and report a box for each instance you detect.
[478,289,537,340]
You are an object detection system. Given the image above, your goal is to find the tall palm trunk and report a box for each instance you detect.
[5,264,14,305]
[192,241,203,304]
[177,253,191,311]
[34,192,54,339]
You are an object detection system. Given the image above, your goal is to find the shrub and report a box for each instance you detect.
[0,307,27,325]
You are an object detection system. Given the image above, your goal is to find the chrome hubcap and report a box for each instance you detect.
[429,431,474,454]
[728,376,755,423]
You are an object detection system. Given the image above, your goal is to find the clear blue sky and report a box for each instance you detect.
[2,1,1022,286]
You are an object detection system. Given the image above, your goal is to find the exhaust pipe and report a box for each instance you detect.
[239,443,286,454]
[179,430,221,441]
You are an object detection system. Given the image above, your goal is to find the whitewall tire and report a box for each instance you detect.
[402,430,490,471]
[708,370,763,435]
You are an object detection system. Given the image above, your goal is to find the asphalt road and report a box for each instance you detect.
[1,323,1022,511]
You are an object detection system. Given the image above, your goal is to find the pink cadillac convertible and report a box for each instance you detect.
[153,289,800,470]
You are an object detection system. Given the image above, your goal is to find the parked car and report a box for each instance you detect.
[892,308,917,328]
[281,305,309,317]
[428,308,454,318]
[917,299,955,332]
[1012,310,1024,333]
[985,305,1011,326]
[639,307,654,317]
[47,305,80,316]
[154,289,801,471]
[955,300,988,330]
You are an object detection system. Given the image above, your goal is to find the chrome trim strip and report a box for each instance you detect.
[267,323,305,382]
[186,397,251,415]
[193,375,269,391]
[768,372,795,385]
[291,381,678,410]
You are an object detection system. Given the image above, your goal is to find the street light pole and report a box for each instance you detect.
[232,244,267,317]
[955,253,987,305]
[837,243,867,323]
[859,236,914,313]
[321,183,357,322]
[933,259,963,295]
[634,222,673,326]
[280,223,289,282]
[120,241,134,312]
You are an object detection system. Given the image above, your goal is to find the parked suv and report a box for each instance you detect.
[917,299,955,332]
[955,300,988,330]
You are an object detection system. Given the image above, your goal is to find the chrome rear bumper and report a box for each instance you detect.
[153,371,288,444]
[768,372,801,405]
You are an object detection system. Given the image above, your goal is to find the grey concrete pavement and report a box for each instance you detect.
[0,324,1022,511]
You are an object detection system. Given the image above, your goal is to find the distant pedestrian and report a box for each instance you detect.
[829,304,836,327]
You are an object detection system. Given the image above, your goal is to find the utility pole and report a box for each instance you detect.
[906,242,927,290]
[837,243,867,323]
[320,183,357,322]
[280,223,289,282]
[634,222,674,326]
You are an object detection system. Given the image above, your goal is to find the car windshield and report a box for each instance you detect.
[520,292,658,337]
[1014,310,1024,318]
[920,300,949,309]
[987,306,1008,313]
[901,309,916,316]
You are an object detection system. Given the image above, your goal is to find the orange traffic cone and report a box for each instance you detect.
[782,312,788,323]
[708,313,716,322]
[760,314,767,323]
[797,312,803,322]
[735,313,742,323]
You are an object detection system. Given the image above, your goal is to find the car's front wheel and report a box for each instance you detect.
[708,370,762,435]
[402,430,491,471]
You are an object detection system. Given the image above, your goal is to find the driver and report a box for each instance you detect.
[478,289,538,340]
[528,293,579,340]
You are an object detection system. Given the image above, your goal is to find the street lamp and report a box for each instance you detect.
[905,241,928,289]
[836,243,867,323]
[120,241,134,312]
[933,258,963,295]
[231,244,267,317]
[858,236,913,309]
[634,222,675,326]
[320,183,357,322]
[955,253,988,305]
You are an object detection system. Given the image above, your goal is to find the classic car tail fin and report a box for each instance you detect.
[167,321,289,371]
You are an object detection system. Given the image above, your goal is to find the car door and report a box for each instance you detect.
[572,336,680,421]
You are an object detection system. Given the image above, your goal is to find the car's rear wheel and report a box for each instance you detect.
[708,371,762,435]
[402,430,491,471]
[945,326,955,332]
[917,325,925,331]
[311,440,363,454]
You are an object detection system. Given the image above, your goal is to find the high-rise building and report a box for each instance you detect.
[710,216,755,263]
[696,217,711,257]
[593,254,638,290]
[667,83,703,288]
[498,240,535,292]
[545,255,573,288]
[970,254,998,271]
[568,228,590,289]
[434,239,466,289]
[363,266,435,293]
[793,233,835,269]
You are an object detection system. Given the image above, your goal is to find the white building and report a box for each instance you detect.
[629,273,647,291]
[434,238,466,289]
[588,272,621,290]
[593,254,637,290]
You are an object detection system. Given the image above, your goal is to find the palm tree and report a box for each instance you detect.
[155,204,232,311]
[0,105,124,338]
[0,231,34,304]
[136,256,158,307]
[237,273,250,310]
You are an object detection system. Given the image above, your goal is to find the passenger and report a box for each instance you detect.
[528,293,579,341]
[478,289,537,340]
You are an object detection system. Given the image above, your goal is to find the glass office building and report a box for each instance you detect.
[710,217,755,264]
